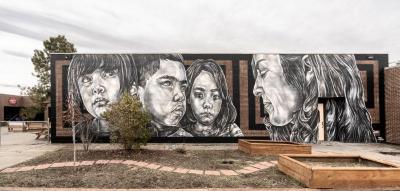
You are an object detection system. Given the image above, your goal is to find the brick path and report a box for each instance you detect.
[0,159,276,176]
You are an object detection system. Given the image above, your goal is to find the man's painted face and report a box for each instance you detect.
[142,59,187,126]
[252,54,301,126]
[190,71,222,126]
[78,68,121,119]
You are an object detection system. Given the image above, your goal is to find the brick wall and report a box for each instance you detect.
[385,66,400,144]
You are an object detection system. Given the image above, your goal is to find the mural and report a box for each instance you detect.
[64,53,377,143]
[68,54,241,138]
[68,54,135,137]
[181,59,243,137]
[251,54,376,143]
[133,54,192,137]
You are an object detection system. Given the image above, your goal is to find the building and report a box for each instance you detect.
[50,53,387,143]
[0,94,49,122]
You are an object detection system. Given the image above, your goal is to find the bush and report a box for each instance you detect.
[102,93,151,150]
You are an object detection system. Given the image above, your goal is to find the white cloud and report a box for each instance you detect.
[0,0,399,95]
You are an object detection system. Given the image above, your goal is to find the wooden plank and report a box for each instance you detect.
[311,169,400,188]
[238,140,311,155]
[278,155,312,186]
[278,154,400,189]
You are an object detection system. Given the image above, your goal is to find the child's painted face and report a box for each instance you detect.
[190,71,222,126]
[78,68,121,119]
[139,59,187,126]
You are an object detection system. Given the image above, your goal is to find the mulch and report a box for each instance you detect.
[0,148,303,189]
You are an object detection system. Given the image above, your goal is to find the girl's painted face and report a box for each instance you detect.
[252,54,301,126]
[190,71,222,126]
[78,68,121,119]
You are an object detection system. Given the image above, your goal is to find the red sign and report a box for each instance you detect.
[8,97,17,105]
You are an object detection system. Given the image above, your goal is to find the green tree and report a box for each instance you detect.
[20,35,76,119]
[102,93,151,150]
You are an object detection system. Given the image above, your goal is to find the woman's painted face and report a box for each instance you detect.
[78,68,121,119]
[190,71,222,126]
[252,54,301,126]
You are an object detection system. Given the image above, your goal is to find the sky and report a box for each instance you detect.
[0,0,399,95]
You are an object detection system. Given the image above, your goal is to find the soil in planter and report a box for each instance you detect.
[294,157,395,168]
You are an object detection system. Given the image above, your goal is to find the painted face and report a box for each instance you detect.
[190,71,222,126]
[142,59,187,126]
[78,68,121,119]
[252,54,301,126]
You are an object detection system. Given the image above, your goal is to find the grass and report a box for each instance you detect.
[0,148,303,188]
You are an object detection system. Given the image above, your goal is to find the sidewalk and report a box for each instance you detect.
[312,141,400,166]
[0,126,63,170]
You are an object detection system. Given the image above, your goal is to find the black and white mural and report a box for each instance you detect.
[67,54,243,138]
[182,59,242,137]
[68,54,135,137]
[252,54,376,143]
[62,53,378,143]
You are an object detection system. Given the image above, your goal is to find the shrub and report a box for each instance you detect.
[102,93,151,150]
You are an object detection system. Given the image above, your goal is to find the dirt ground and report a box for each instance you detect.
[0,149,302,189]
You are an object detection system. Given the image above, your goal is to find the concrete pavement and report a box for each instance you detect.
[0,126,64,170]
[312,141,400,166]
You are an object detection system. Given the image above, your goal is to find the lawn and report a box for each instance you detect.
[0,148,302,189]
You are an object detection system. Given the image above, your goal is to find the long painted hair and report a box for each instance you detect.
[251,54,319,143]
[252,54,375,143]
[68,54,136,115]
[304,54,376,142]
[181,59,237,136]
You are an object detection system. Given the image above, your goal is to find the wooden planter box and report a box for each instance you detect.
[238,139,311,155]
[278,154,400,188]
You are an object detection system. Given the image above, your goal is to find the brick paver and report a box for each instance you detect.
[220,170,238,176]
[1,167,20,173]
[205,170,221,176]
[16,166,35,172]
[63,162,76,167]
[174,168,189,174]
[258,161,274,166]
[235,169,253,174]
[243,166,259,172]
[135,162,149,167]
[109,160,124,164]
[122,160,138,165]
[251,163,271,169]
[96,160,110,164]
[34,163,52,170]
[50,162,66,168]
[159,166,175,172]
[188,169,204,175]
[145,163,161,169]
[80,161,95,166]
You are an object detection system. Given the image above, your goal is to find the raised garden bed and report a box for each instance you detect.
[278,154,400,189]
[238,139,311,155]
